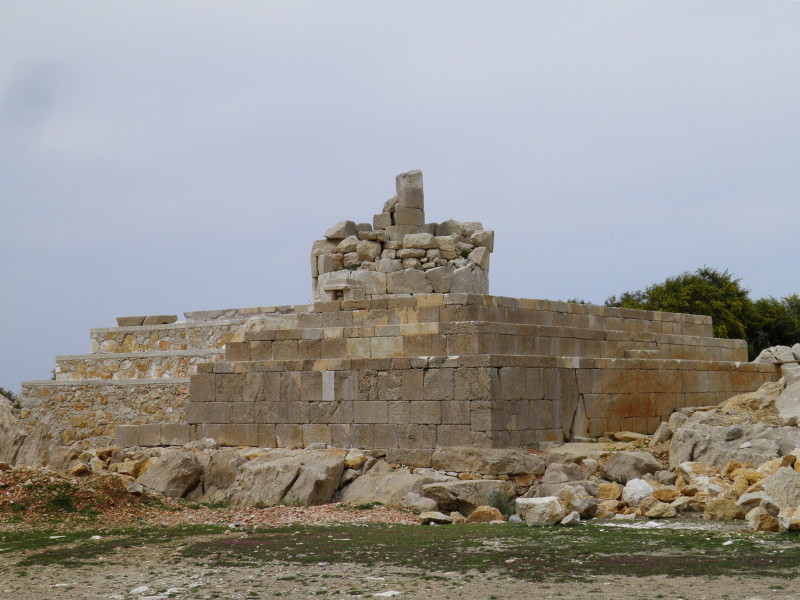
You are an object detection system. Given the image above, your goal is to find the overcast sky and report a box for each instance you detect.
[2,1,799,393]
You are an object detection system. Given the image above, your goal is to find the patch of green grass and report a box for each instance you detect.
[4,525,226,568]
[179,523,800,582]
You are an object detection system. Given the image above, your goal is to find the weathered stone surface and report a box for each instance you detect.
[621,478,654,507]
[325,221,357,240]
[225,449,344,507]
[338,465,451,509]
[357,240,382,262]
[403,233,437,250]
[759,467,800,508]
[557,486,597,519]
[203,450,246,499]
[560,511,580,526]
[747,505,783,532]
[644,500,677,518]
[776,382,800,425]
[431,447,545,476]
[467,505,505,523]
[386,269,433,294]
[135,450,201,498]
[541,462,586,484]
[467,247,490,270]
[142,315,178,326]
[0,395,25,464]
[600,451,663,483]
[425,266,454,293]
[419,511,452,525]
[399,491,437,514]
[704,497,747,521]
[516,497,566,526]
[649,422,672,446]
[422,479,514,515]
[669,410,800,469]
[598,481,623,500]
[754,345,797,364]
[545,443,616,465]
[116,316,145,327]
[338,235,359,253]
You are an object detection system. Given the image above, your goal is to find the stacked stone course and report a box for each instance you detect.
[311,170,493,301]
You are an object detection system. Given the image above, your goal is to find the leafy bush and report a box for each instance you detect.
[605,267,756,340]
[605,267,799,359]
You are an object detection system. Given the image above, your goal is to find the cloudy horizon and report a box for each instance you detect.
[2,1,799,393]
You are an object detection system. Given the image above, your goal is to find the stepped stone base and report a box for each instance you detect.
[19,293,782,454]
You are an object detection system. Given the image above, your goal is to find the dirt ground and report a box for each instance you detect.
[1,542,798,600]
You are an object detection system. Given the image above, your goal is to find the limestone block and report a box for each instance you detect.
[396,169,423,192]
[351,270,387,296]
[342,252,360,268]
[376,258,403,273]
[467,247,490,270]
[116,425,138,447]
[359,229,390,243]
[373,212,392,230]
[357,240,382,262]
[435,236,458,260]
[116,316,145,327]
[337,235,358,253]
[470,229,495,252]
[621,478,655,507]
[397,248,426,259]
[142,315,178,325]
[318,253,343,275]
[325,220,357,240]
[516,497,566,526]
[383,194,400,213]
[460,222,484,237]
[394,207,424,227]
[425,266,454,293]
[450,265,488,294]
[162,424,191,446]
[386,269,433,294]
[386,225,422,241]
[403,232,437,249]
[436,219,463,237]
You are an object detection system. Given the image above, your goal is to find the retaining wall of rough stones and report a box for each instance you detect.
[19,379,189,449]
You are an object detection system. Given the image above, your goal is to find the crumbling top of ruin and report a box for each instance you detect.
[310,170,494,301]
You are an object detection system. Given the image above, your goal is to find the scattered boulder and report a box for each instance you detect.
[621,479,654,507]
[420,511,452,525]
[759,467,800,508]
[134,449,202,498]
[467,505,505,523]
[338,464,451,508]
[516,497,566,526]
[422,479,514,515]
[600,451,663,483]
[557,486,597,519]
[703,497,747,521]
[560,511,581,526]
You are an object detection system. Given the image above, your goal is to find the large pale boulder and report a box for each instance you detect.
[621,478,654,507]
[703,497,747,521]
[422,479,514,515]
[516,497,566,526]
[557,486,597,519]
[386,268,433,294]
[669,409,800,469]
[338,464,451,508]
[431,447,545,476]
[600,451,663,483]
[759,467,800,508]
[135,450,202,498]
[541,462,586,483]
[753,345,797,364]
[225,449,345,507]
[776,382,800,425]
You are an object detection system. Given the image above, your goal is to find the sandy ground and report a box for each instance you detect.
[0,533,798,600]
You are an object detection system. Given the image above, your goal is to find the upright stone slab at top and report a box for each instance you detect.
[311,170,493,301]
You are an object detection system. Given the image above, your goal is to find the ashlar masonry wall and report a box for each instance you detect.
[109,293,781,464]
